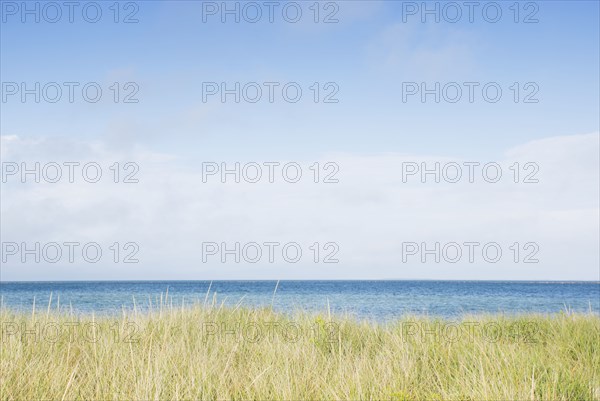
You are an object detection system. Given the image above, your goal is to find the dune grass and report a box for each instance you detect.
[0,297,598,401]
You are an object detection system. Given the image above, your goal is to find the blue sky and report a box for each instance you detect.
[1,1,599,280]
[3,1,599,157]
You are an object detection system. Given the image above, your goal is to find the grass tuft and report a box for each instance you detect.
[1,301,598,400]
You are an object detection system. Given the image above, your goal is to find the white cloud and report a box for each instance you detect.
[1,133,598,281]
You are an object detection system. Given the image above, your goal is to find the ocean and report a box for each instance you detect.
[1,280,598,321]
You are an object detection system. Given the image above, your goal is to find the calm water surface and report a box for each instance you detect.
[1,281,598,321]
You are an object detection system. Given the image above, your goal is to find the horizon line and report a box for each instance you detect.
[2,279,599,283]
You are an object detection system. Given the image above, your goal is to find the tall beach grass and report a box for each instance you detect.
[0,294,598,400]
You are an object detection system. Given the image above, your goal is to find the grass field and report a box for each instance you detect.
[1,297,599,401]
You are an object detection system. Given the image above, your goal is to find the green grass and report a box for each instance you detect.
[1,299,598,401]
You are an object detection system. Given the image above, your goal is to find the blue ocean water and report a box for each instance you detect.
[1,281,598,321]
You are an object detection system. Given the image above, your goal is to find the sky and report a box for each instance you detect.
[1,0,599,281]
